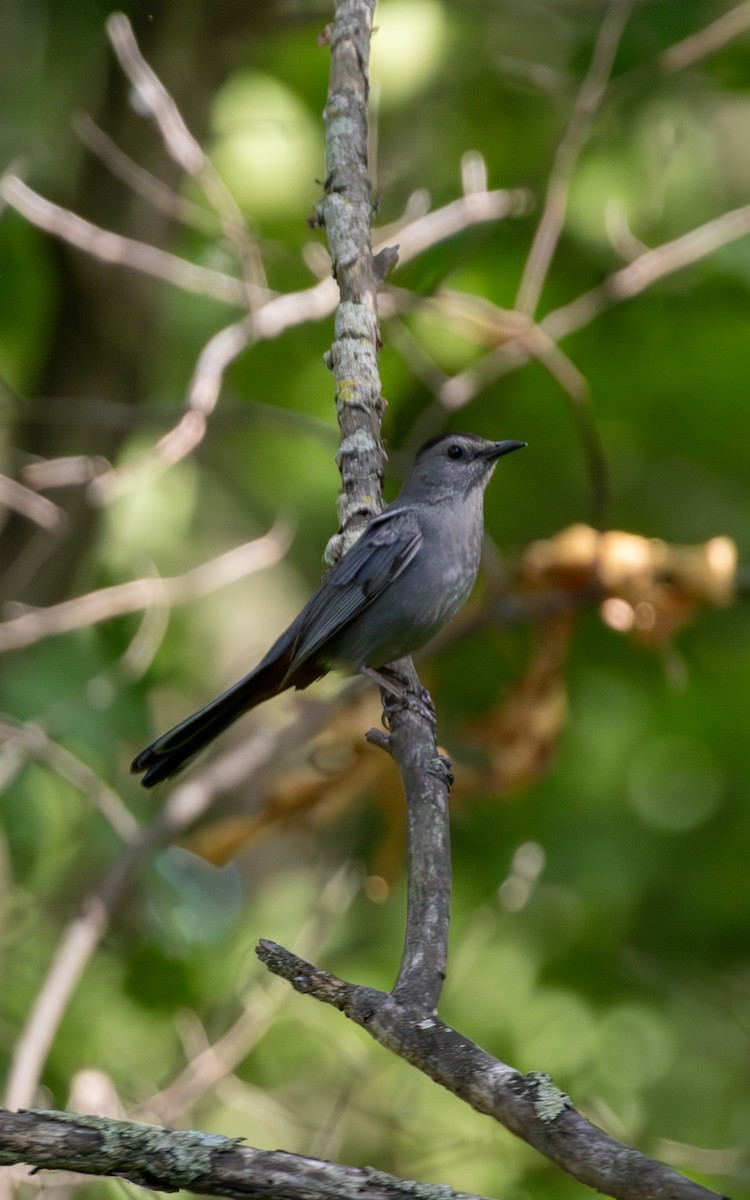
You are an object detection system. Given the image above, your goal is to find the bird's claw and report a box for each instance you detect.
[381,687,437,731]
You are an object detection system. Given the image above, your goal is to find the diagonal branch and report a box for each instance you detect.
[0,473,64,531]
[515,0,633,316]
[257,942,728,1200]
[0,174,250,306]
[659,0,750,72]
[0,522,291,652]
[440,202,750,412]
[105,12,267,301]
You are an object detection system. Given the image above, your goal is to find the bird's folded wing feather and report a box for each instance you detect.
[287,507,423,667]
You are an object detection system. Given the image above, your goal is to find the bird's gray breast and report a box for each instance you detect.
[325,494,485,670]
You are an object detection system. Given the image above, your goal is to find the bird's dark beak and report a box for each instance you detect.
[483,439,527,460]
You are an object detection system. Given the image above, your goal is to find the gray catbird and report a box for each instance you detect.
[132,432,525,786]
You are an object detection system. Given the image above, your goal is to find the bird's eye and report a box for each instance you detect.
[446,443,464,460]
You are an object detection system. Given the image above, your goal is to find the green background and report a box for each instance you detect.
[1,2,750,1198]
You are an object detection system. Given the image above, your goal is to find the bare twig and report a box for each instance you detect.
[89,316,256,500]
[138,865,359,1128]
[515,0,633,316]
[659,0,750,72]
[440,203,750,410]
[544,203,750,334]
[0,522,291,652]
[494,0,750,398]
[74,112,221,236]
[0,174,252,306]
[0,473,64,531]
[0,719,137,840]
[3,142,524,504]
[21,455,111,490]
[105,13,202,174]
[378,181,532,266]
[2,680,364,1111]
[4,899,119,1113]
[2,164,524,506]
[106,12,267,301]
[2,170,523,336]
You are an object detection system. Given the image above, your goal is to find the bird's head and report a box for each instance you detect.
[402,432,526,502]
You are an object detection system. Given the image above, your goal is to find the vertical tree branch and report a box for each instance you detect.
[369,676,452,1006]
[316,0,451,1012]
[318,0,388,563]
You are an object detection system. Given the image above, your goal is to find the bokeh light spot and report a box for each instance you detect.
[628,735,724,831]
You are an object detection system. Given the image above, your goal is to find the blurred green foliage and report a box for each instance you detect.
[1,2,750,1199]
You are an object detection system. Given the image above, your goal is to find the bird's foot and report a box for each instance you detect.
[381,690,437,731]
[360,667,437,730]
[382,685,437,731]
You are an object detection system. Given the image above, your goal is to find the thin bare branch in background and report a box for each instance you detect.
[2,676,364,1111]
[659,0,750,72]
[0,521,291,652]
[515,0,633,316]
[106,12,267,300]
[21,454,111,490]
[0,474,64,531]
[138,864,359,1128]
[74,112,221,236]
[105,13,203,175]
[544,201,750,335]
[0,718,138,840]
[378,181,532,265]
[2,173,526,507]
[90,316,256,499]
[2,153,526,505]
[117,596,171,680]
[0,174,250,306]
[439,202,750,411]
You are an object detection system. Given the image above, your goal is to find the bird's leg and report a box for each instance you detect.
[360,664,407,698]
[360,666,437,729]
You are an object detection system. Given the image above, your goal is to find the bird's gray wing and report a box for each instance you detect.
[286,506,422,668]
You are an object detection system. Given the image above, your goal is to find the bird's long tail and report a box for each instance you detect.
[132,653,293,788]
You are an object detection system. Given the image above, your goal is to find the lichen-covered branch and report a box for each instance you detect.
[256,942,729,1200]
[0,1109,487,1200]
[314,0,452,1012]
[318,0,388,562]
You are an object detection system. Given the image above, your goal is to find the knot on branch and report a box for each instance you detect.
[427,754,454,787]
[374,244,400,281]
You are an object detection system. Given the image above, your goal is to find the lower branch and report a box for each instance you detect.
[0,1109,485,1200]
[256,941,728,1200]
